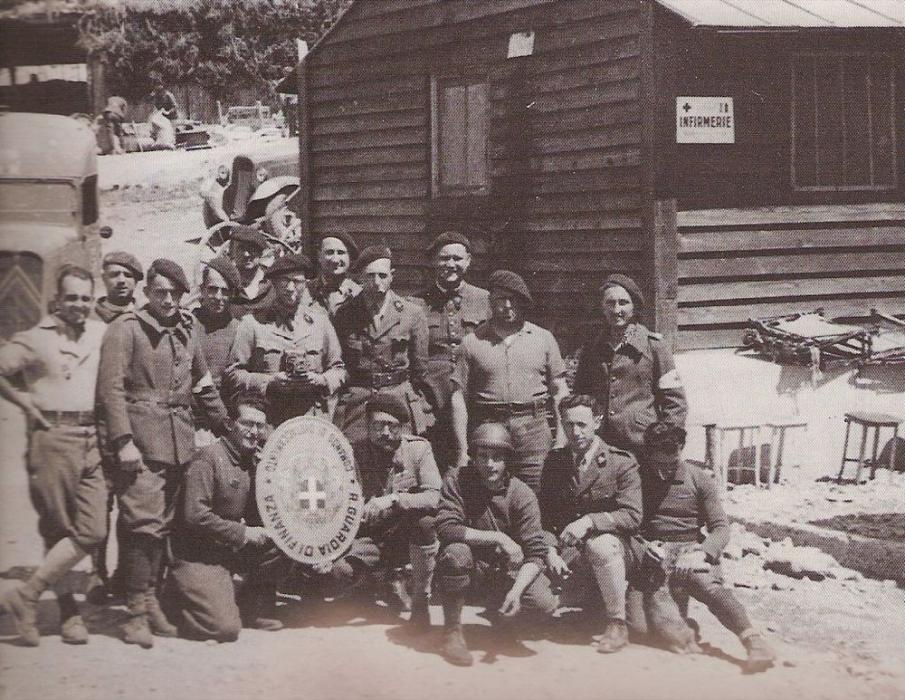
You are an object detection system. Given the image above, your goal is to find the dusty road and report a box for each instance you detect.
[2,151,905,700]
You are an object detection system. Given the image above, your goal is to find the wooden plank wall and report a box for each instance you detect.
[652,9,905,210]
[305,0,650,351]
[675,209,905,350]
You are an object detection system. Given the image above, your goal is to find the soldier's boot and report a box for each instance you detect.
[0,536,88,647]
[596,618,629,654]
[57,593,89,645]
[122,592,154,649]
[0,578,45,647]
[407,542,438,633]
[740,630,776,673]
[146,588,178,638]
[239,582,283,632]
[441,595,472,667]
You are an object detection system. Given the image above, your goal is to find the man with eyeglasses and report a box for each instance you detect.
[228,225,275,318]
[324,392,441,630]
[97,258,229,648]
[308,233,361,319]
[0,265,108,646]
[167,392,292,641]
[225,253,346,426]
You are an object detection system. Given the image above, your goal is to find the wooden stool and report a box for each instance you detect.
[705,422,764,488]
[765,419,808,487]
[838,411,902,484]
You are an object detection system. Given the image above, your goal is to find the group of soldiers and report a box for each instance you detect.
[0,226,776,673]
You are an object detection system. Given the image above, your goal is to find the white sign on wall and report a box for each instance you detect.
[676,97,734,143]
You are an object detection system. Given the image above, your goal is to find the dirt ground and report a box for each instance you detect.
[2,152,905,700]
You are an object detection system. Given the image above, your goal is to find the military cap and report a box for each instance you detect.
[203,256,242,291]
[600,273,645,310]
[470,422,513,451]
[366,391,409,424]
[148,258,190,295]
[102,251,143,281]
[353,245,392,273]
[318,232,359,260]
[230,225,268,251]
[427,230,471,255]
[488,269,533,306]
[263,253,313,280]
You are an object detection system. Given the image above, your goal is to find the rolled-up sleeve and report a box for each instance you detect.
[0,335,37,377]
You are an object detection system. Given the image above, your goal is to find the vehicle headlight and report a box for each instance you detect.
[215,163,230,184]
[255,166,270,183]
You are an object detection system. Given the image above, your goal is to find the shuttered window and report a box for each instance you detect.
[792,53,897,191]
[432,78,490,196]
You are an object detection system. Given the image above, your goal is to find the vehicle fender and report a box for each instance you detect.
[249,176,300,204]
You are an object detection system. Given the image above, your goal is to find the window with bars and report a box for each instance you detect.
[791,53,897,191]
[431,78,490,197]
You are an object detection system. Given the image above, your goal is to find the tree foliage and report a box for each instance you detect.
[77,0,351,101]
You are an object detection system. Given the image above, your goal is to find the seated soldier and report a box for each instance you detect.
[435,423,558,667]
[539,394,642,654]
[325,392,440,629]
[634,421,776,673]
[166,392,292,642]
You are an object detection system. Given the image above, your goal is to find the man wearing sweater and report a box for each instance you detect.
[636,420,775,673]
[435,422,558,667]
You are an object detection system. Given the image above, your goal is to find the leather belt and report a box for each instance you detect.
[472,398,547,419]
[126,397,190,409]
[349,368,409,390]
[40,410,96,427]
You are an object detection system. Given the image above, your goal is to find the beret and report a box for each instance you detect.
[488,269,533,305]
[203,256,242,291]
[263,253,313,280]
[353,245,392,273]
[148,258,190,295]
[230,225,268,250]
[318,232,359,260]
[470,422,513,451]
[366,391,409,424]
[427,230,471,255]
[600,273,645,309]
[102,251,143,281]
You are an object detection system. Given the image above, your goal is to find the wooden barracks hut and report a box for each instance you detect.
[295,0,905,351]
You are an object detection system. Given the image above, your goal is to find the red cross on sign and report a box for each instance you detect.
[299,478,326,511]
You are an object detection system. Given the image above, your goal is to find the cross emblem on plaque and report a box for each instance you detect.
[298,477,326,511]
[682,102,691,112]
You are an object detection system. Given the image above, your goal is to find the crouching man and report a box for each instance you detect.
[167,393,292,641]
[327,392,441,628]
[435,423,558,667]
[539,394,642,654]
[635,421,776,673]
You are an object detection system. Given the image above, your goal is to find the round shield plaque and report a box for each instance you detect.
[256,416,362,564]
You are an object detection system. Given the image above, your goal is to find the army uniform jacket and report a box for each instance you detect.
[436,466,547,568]
[355,434,442,513]
[574,322,687,453]
[225,298,346,421]
[192,307,239,391]
[171,437,258,565]
[414,281,490,411]
[309,276,361,319]
[97,306,228,466]
[539,439,642,538]
[641,460,729,562]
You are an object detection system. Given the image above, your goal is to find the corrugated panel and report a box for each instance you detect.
[656,0,905,27]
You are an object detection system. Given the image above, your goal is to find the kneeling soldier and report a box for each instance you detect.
[168,393,293,641]
[540,394,642,653]
[636,421,776,673]
[435,423,558,667]
[328,392,441,629]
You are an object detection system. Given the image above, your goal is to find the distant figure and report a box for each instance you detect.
[148,109,176,150]
[151,83,179,121]
[95,96,128,155]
